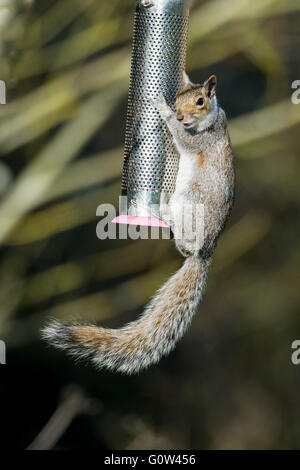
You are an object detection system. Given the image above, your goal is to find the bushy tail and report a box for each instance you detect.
[42,256,210,374]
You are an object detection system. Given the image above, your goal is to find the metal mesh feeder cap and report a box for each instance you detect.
[112,0,190,227]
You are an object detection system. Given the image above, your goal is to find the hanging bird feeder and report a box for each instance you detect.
[113,0,190,227]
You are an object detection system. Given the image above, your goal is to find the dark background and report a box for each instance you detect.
[0,0,300,449]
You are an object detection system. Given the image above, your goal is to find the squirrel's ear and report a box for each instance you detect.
[182,70,193,86]
[204,75,217,98]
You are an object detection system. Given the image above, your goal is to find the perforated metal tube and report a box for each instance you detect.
[120,0,190,221]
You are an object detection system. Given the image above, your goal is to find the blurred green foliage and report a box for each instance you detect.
[0,0,300,450]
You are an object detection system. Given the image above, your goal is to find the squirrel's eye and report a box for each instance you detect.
[196,97,204,106]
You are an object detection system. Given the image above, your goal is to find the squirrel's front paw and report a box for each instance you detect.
[150,94,172,118]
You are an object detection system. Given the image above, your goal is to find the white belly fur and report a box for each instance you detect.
[169,149,195,218]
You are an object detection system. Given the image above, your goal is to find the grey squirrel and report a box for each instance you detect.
[42,72,235,374]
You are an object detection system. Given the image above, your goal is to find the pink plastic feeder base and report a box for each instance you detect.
[112,215,170,228]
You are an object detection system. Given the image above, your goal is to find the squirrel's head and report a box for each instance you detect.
[175,73,218,131]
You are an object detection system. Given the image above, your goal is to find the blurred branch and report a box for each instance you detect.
[27,385,98,450]
[24,239,172,307]
[235,26,285,78]
[7,183,119,245]
[188,23,284,78]
[16,15,131,78]
[0,0,15,32]
[189,0,280,42]
[230,99,300,149]
[39,147,123,206]
[0,48,130,150]
[0,83,127,244]
[48,17,130,72]
[25,0,96,48]
[213,211,272,272]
